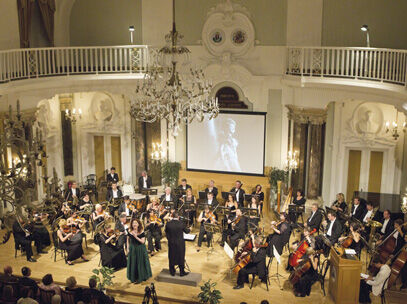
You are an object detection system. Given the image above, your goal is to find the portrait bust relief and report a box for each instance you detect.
[350,103,384,137]
[91,92,115,122]
[356,110,380,134]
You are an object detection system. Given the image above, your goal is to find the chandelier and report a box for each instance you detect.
[64,108,82,123]
[130,0,219,136]
[285,150,299,171]
[151,142,166,162]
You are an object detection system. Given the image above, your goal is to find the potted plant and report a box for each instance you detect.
[198,280,222,304]
[161,160,181,188]
[90,266,115,292]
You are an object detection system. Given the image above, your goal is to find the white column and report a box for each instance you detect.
[141,0,172,45]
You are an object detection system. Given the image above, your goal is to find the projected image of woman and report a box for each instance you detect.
[219,118,241,172]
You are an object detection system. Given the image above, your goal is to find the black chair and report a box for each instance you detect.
[1,281,19,299]
[249,256,270,291]
[61,289,76,304]
[38,288,55,304]
[51,230,66,262]
[380,277,389,304]
[14,241,24,258]
[317,258,330,296]
[84,174,98,202]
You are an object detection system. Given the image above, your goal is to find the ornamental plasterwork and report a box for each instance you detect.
[202,0,255,61]
[286,105,327,125]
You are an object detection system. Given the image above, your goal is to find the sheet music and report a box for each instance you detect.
[360,273,369,279]
[224,242,234,260]
[183,233,196,241]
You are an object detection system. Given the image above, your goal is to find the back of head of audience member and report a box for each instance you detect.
[42,274,54,286]
[260,301,270,304]
[88,278,97,289]
[21,266,31,277]
[3,265,13,276]
[66,276,77,289]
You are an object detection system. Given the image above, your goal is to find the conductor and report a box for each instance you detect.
[165,212,190,277]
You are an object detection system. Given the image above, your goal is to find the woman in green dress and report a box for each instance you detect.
[126,218,152,283]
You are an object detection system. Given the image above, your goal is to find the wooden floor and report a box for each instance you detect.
[0,223,404,304]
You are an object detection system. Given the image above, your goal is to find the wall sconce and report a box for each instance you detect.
[151,142,165,162]
[65,108,82,124]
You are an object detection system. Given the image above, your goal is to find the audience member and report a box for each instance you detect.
[19,267,39,294]
[82,278,114,304]
[38,274,61,296]
[0,265,18,283]
[17,287,39,304]
[260,301,270,304]
[65,276,83,302]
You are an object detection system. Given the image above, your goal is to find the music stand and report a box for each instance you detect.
[198,191,207,200]
[174,188,185,197]
[244,194,253,203]
[221,191,236,201]
[204,223,221,257]
[141,188,158,196]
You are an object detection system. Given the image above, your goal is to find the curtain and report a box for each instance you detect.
[37,0,56,46]
[17,0,35,48]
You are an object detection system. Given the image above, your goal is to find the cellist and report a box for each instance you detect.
[233,235,267,290]
[292,247,320,297]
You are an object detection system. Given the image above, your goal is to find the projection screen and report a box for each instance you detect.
[186,111,266,176]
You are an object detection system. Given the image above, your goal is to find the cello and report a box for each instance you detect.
[232,242,268,274]
[387,243,407,288]
[288,228,317,268]
[289,249,323,285]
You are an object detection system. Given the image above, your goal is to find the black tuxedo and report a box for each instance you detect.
[165,219,190,273]
[204,187,218,198]
[138,176,152,191]
[106,188,123,202]
[12,220,34,260]
[361,209,382,224]
[351,204,366,221]
[237,247,267,285]
[230,187,245,207]
[379,218,394,237]
[107,173,119,184]
[65,188,80,202]
[325,218,342,244]
[306,210,323,231]
[204,198,219,210]
[178,184,192,192]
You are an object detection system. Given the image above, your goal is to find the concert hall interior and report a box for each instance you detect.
[1,1,407,304]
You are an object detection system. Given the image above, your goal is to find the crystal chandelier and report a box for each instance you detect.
[130,0,219,136]
[151,142,166,162]
[285,150,299,171]
[64,108,82,123]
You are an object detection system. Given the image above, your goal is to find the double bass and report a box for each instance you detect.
[387,243,407,288]
[288,229,316,268]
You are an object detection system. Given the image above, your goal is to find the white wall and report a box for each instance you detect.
[0,0,19,50]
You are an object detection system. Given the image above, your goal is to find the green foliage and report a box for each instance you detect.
[90,266,115,291]
[161,160,181,188]
[198,280,223,304]
[268,167,288,191]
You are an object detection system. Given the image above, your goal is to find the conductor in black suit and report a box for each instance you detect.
[230,180,245,208]
[233,235,267,289]
[107,167,119,184]
[304,203,323,232]
[165,212,190,276]
[138,171,152,191]
[350,197,366,222]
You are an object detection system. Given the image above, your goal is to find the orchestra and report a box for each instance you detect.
[8,172,407,299]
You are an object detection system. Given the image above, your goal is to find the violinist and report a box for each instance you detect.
[179,188,197,227]
[220,194,237,245]
[378,210,394,239]
[391,219,405,254]
[247,196,261,227]
[304,203,322,232]
[203,192,219,209]
[57,219,88,265]
[233,235,267,290]
[144,208,163,255]
[106,182,122,214]
[338,222,363,256]
[146,197,161,213]
[12,217,36,262]
[315,210,342,256]
[293,247,320,297]
[91,204,108,228]
[29,210,50,254]
[204,180,218,199]
[230,180,245,208]
[96,224,127,270]
[359,255,391,303]
[266,213,291,259]
[79,193,93,232]
[115,213,129,248]
[197,205,217,251]
[118,196,133,218]
[222,208,247,250]
[251,184,264,216]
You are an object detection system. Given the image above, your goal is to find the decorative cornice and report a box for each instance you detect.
[286,105,327,125]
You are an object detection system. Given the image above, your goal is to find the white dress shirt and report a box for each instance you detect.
[381,219,389,234]
[352,204,359,215]
[165,194,171,201]
[143,177,147,188]
[367,264,391,296]
[71,188,77,197]
[112,189,118,199]
[207,199,213,205]
[363,210,373,223]
[326,218,336,236]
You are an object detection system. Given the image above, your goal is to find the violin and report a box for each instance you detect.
[288,229,316,268]
[232,215,242,227]
[204,211,216,223]
[62,224,78,234]
[149,213,162,225]
[232,242,268,274]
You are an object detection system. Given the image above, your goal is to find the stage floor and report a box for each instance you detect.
[0,226,403,304]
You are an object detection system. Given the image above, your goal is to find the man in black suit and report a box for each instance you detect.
[222,208,247,250]
[204,192,219,209]
[0,266,18,283]
[115,213,129,248]
[230,180,245,208]
[178,178,192,193]
[315,211,342,255]
[165,212,190,276]
[65,181,80,202]
[138,171,152,191]
[118,196,133,218]
[12,219,36,262]
[18,267,38,294]
[351,197,366,222]
[233,235,267,289]
[304,203,323,232]
[106,182,123,215]
[379,209,394,238]
[204,180,218,198]
[106,167,119,185]
[160,187,177,209]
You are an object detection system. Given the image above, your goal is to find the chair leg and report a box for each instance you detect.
[250,274,255,289]
[54,247,57,262]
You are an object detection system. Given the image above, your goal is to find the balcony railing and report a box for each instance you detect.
[286,47,407,87]
[0,45,153,83]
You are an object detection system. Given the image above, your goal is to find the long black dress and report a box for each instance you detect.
[294,255,319,297]
[165,219,190,272]
[267,222,291,257]
[59,228,84,262]
[97,234,127,270]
